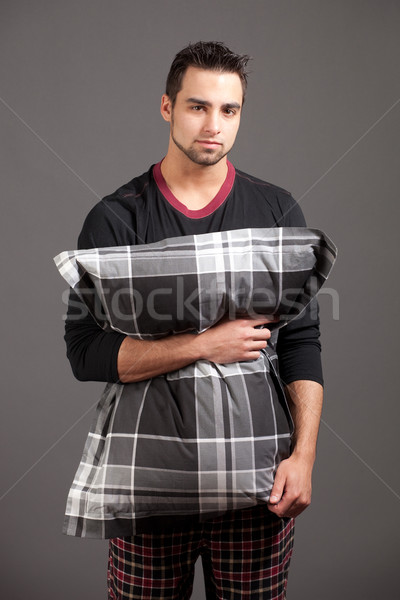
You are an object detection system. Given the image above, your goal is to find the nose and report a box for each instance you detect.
[203,110,221,136]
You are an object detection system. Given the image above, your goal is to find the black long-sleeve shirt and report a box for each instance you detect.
[65,161,323,386]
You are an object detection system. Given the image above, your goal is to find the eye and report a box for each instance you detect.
[224,108,236,116]
[191,105,205,111]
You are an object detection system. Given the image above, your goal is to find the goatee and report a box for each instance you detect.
[171,133,227,166]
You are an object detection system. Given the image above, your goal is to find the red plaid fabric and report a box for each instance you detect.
[107,505,295,599]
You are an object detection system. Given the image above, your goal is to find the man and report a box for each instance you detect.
[65,41,323,599]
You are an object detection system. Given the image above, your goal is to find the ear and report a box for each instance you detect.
[160,94,173,122]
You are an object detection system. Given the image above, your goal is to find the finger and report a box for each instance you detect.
[268,504,295,519]
[252,329,271,341]
[269,492,311,518]
[278,502,308,519]
[247,351,262,360]
[236,315,277,326]
[269,474,285,505]
[251,341,268,351]
[268,495,297,518]
[250,315,279,326]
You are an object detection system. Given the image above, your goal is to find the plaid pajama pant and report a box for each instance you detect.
[107,505,295,600]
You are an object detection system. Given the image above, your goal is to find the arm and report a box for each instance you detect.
[266,192,325,517]
[65,292,277,383]
[117,316,276,383]
[268,379,323,518]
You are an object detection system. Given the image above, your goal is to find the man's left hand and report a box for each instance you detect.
[267,454,313,518]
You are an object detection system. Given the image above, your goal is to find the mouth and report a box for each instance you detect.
[196,140,222,148]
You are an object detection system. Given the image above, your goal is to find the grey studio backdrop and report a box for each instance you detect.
[1,1,399,598]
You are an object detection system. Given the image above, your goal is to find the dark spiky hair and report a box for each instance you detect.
[165,41,251,105]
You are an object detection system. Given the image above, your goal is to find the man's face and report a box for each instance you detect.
[162,67,243,166]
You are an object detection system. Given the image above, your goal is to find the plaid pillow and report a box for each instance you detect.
[54,227,337,538]
[55,227,337,338]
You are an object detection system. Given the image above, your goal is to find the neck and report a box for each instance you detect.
[161,142,228,192]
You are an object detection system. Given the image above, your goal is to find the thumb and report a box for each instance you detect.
[269,471,285,504]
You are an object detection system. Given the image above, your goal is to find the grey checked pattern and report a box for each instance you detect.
[54,227,337,538]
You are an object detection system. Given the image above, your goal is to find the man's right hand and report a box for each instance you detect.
[197,316,277,364]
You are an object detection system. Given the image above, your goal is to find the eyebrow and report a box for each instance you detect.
[186,97,241,110]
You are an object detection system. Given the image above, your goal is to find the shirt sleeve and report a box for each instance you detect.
[64,290,126,382]
[275,193,324,386]
[64,202,128,383]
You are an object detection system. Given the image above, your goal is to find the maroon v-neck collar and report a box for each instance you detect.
[153,159,235,219]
